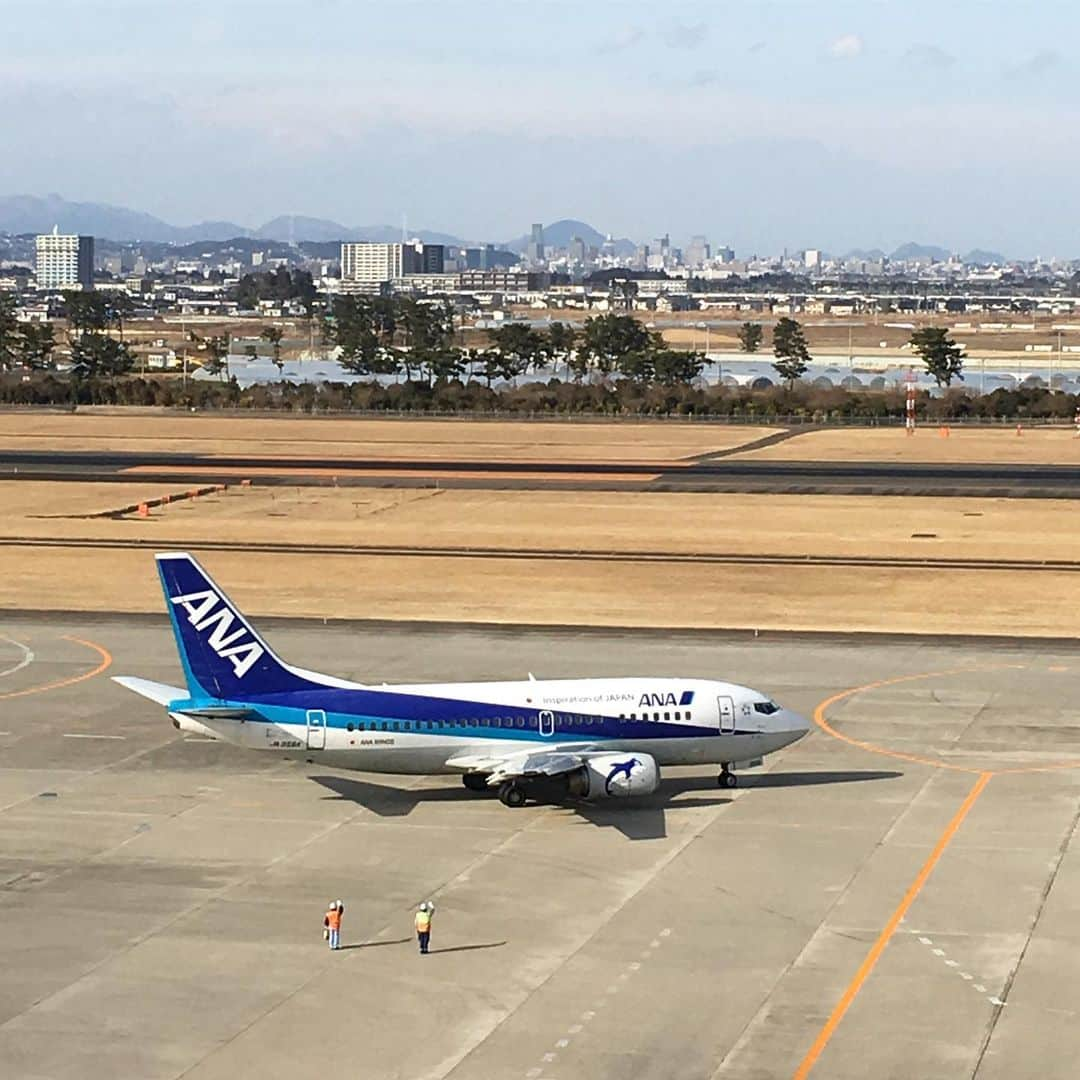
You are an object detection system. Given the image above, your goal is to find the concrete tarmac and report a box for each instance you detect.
[0,618,1078,1079]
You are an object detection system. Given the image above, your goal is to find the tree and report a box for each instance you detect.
[652,349,705,386]
[62,291,109,333]
[910,326,964,387]
[737,321,763,354]
[0,293,18,371]
[425,347,466,385]
[546,321,577,377]
[261,325,285,378]
[489,322,547,381]
[18,322,56,370]
[70,334,133,379]
[190,331,230,380]
[579,314,660,376]
[772,316,811,388]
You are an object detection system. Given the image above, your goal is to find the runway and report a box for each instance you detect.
[1,618,1079,1078]
[5,447,1080,496]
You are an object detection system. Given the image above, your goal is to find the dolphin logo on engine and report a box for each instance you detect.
[604,757,642,795]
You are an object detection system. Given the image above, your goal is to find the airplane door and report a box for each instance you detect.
[306,709,327,750]
[538,710,555,737]
[717,696,736,734]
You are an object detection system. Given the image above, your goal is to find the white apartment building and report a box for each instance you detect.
[340,242,404,291]
[35,229,94,290]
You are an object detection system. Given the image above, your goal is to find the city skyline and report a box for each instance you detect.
[2,1,1077,256]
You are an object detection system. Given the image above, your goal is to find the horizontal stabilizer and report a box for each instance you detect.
[112,676,186,705]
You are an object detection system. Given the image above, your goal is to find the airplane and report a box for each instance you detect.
[114,552,811,808]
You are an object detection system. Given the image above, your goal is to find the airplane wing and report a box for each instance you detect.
[446,745,600,785]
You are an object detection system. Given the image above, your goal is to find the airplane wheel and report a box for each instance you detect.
[499,782,527,808]
[462,773,489,793]
[719,770,737,789]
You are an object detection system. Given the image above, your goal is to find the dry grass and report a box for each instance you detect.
[0,486,1075,564]
[0,414,773,463]
[738,427,1080,465]
[1,545,1076,638]
[1,482,1078,637]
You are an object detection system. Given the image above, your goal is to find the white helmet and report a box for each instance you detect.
[419,902,428,911]
[335,900,343,908]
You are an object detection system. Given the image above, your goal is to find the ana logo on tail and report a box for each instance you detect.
[171,589,265,678]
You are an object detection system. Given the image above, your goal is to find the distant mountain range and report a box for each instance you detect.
[0,195,466,246]
[842,243,1006,264]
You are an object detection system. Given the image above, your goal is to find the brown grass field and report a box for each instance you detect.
[1,482,1077,637]
[0,414,774,463]
[734,426,1080,464]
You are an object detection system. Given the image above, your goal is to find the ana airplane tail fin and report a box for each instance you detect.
[156,552,313,700]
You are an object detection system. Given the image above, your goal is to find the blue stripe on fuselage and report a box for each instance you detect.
[175,685,751,741]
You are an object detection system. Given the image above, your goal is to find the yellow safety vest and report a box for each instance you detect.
[415,910,431,932]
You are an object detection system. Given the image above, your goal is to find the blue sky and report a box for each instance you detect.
[1,0,1075,254]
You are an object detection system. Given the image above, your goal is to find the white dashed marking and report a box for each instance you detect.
[650,939,661,948]
[63,733,125,740]
[581,1011,595,1021]
[660,927,672,937]
[629,962,641,972]
[910,931,1004,1007]
[568,1024,583,1035]
[542,1052,556,1063]
[526,1069,542,1078]
[555,1039,569,1049]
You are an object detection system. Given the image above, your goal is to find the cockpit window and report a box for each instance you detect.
[753,700,780,715]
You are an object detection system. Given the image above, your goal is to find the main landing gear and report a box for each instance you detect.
[718,767,738,789]
[498,781,528,808]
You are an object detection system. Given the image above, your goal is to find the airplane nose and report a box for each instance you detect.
[787,710,812,741]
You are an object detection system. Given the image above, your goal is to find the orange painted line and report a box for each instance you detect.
[0,636,112,701]
[792,770,993,1079]
[812,667,1001,774]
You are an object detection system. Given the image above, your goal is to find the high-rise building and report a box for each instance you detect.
[686,235,711,269]
[340,242,405,290]
[568,235,587,264]
[527,223,545,264]
[804,249,821,270]
[35,228,93,290]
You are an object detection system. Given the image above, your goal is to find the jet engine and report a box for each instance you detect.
[566,753,660,800]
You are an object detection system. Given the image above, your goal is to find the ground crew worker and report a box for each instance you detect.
[415,901,434,954]
[324,900,344,950]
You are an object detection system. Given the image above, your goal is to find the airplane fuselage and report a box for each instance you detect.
[169,675,809,774]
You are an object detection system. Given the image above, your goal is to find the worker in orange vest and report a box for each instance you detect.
[324,900,344,950]
[414,901,434,954]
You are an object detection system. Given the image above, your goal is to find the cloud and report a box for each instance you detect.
[828,34,863,59]
[660,21,708,50]
[1004,49,1062,80]
[687,69,719,88]
[598,26,645,54]
[903,43,956,71]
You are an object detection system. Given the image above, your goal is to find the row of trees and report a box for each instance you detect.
[735,317,965,387]
[2,371,1075,421]
[0,292,138,378]
[322,300,706,387]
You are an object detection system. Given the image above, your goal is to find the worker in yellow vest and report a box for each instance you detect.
[414,901,434,954]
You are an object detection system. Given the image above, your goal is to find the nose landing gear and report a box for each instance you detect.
[718,767,737,789]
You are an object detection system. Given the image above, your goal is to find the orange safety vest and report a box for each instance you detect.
[415,910,431,932]
[326,908,342,930]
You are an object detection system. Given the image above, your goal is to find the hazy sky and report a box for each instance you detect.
[1,0,1076,254]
